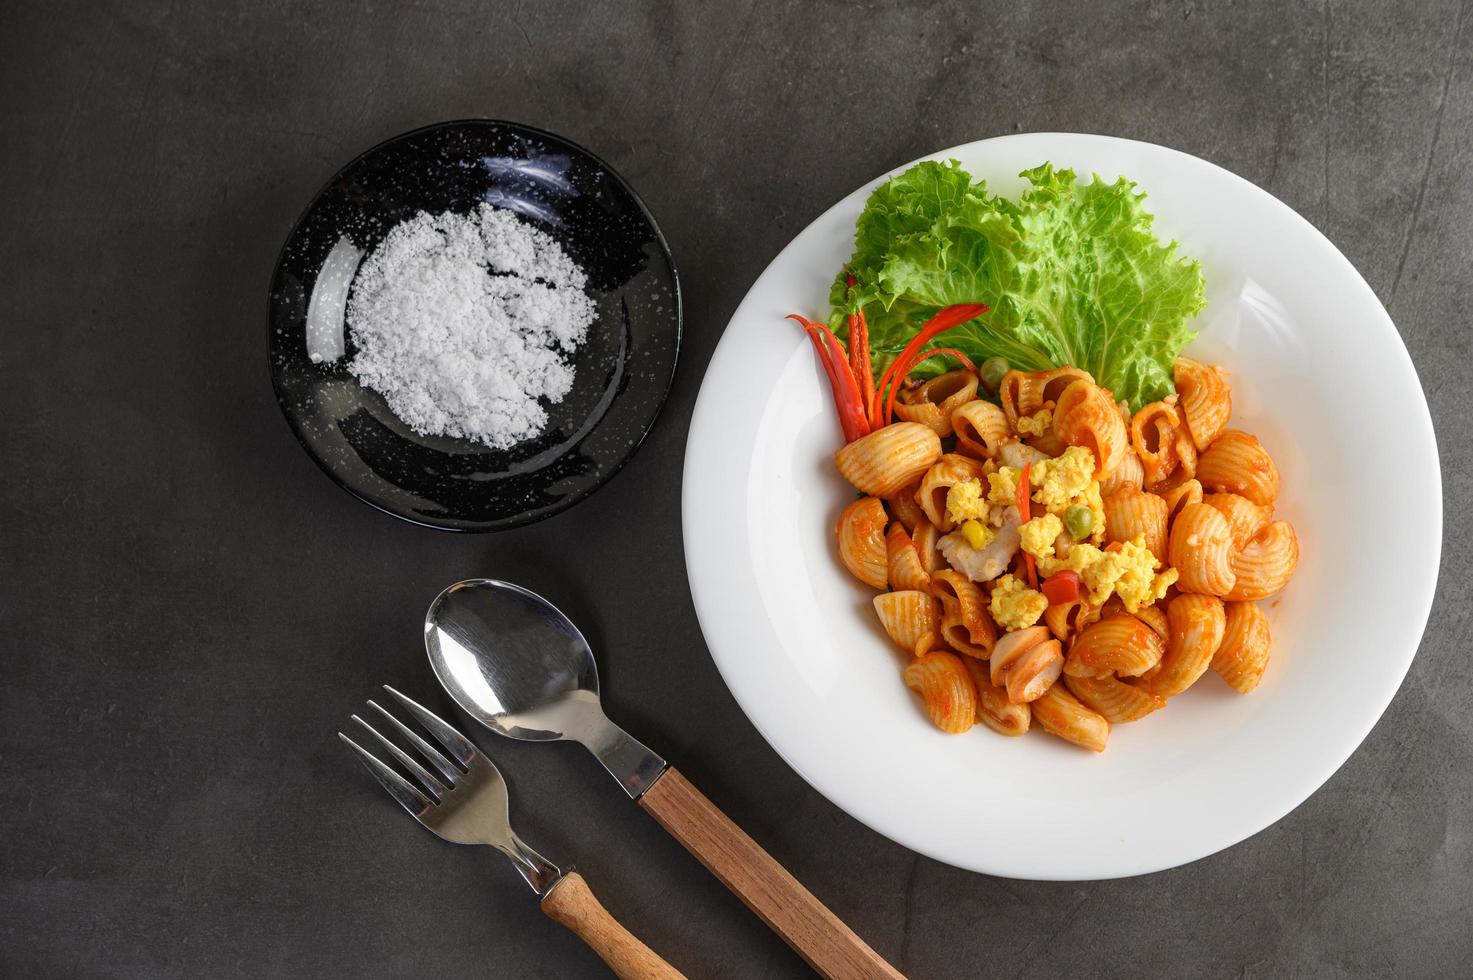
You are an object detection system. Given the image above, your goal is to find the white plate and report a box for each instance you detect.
[682,134,1441,880]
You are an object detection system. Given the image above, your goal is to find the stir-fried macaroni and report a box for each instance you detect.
[834,363,1299,752]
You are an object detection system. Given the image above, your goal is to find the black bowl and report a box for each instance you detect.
[268,120,681,531]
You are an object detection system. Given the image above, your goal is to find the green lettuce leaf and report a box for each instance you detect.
[829,160,1206,409]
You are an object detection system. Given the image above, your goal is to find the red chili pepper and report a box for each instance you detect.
[908,347,978,374]
[1017,461,1038,588]
[1041,570,1082,605]
[789,299,986,440]
[786,314,871,443]
[813,323,871,443]
[851,307,877,425]
[792,317,848,422]
[878,304,989,425]
[876,347,979,427]
[842,276,879,428]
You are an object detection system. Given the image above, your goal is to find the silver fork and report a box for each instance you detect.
[341,686,684,980]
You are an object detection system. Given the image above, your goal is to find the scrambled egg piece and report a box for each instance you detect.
[988,447,1106,548]
[1016,408,1053,438]
[1037,535,1177,612]
[989,574,1049,630]
[987,467,1021,508]
[945,479,989,525]
[1018,513,1064,559]
[1030,446,1097,512]
[960,519,993,550]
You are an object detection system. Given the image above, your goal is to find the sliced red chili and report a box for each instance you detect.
[786,314,870,443]
[851,307,876,426]
[879,303,989,425]
[1016,461,1037,588]
[907,347,978,374]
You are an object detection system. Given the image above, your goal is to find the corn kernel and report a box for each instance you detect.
[961,519,992,550]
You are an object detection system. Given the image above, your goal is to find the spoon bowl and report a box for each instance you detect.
[425,579,666,796]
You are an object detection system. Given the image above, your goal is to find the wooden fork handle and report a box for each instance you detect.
[638,767,904,980]
[540,872,685,979]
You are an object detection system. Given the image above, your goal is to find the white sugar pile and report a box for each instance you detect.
[346,203,596,450]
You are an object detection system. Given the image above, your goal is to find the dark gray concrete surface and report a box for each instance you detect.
[2,1,1469,977]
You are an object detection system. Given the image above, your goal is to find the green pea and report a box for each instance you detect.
[979,356,1010,391]
[1064,504,1094,540]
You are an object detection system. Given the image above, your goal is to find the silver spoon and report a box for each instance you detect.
[425,579,904,980]
[423,578,666,797]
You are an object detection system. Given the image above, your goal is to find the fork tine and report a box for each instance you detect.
[382,685,477,767]
[339,732,433,815]
[366,700,461,784]
[351,714,450,797]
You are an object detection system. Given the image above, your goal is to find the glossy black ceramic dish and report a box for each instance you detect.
[268,120,681,531]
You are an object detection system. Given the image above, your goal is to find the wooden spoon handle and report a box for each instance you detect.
[540,872,685,979]
[638,767,904,980]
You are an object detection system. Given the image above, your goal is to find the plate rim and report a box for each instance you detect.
[682,131,1443,880]
[266,117,683,532]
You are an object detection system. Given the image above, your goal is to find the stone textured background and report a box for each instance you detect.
[2,1,1468,976]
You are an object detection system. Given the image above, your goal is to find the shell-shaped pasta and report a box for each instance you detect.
[903,651,978,733]
[892,397,944,437]
[873,590,939,653]
[894,370,979,437]
[1212,601,1271,692]
[931,569,997,658]
[911,519,945,573]
[961,657,1031,735]
[1130,399,1195,487]
[996,371,1031,429]
[1065,674,1166,723]
[1100,447,1145,496]
[835,422,942,498]
[1005,638,1064,704]
[1103,486,1169,559]
[1137,593,1226,698]
[1024,428,1068,458]
[1225,520,1299,601]
[835,497,888,589]
[916,453,989,531]
[1202,492,1270,551]
[1043,596,1103,643]
[886,521,931,592]
[1174,357,1232,451]
[1064,614,1165,678]
[1031,681,1109,752]
[1175,435,1198,480]
[1197,430,1280,507]
[951,400,1011,460]
[1168,502,1236,595]
[1131,603,1170,643]
[930,570,983,620]
[1159,478,1204,531]
[887,480,928,533]
[1053,380,1127,478]
[939,608,985,658]
[989,625,1052,687]
[1113,396,1132,428]
[1000,366,1094,429]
